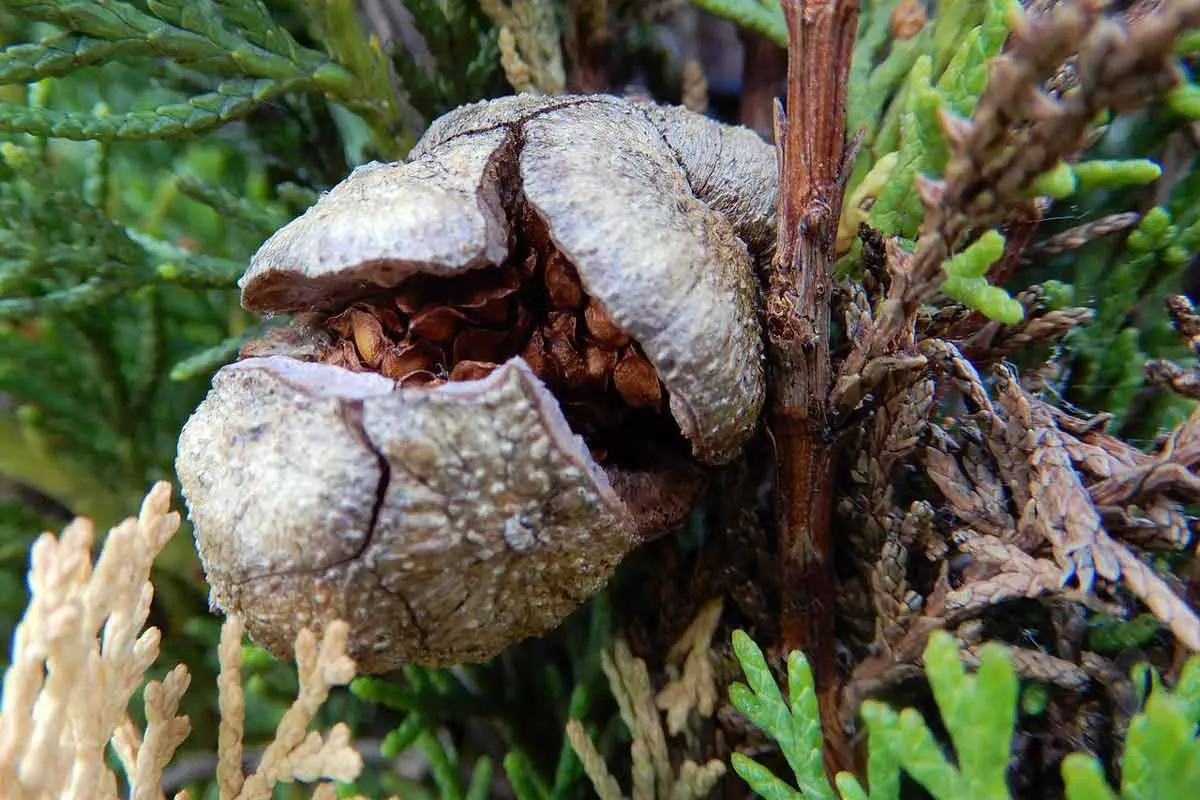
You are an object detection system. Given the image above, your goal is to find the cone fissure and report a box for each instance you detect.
[251,192,688,474]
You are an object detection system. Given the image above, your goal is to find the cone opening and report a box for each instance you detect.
[240,200,689,471]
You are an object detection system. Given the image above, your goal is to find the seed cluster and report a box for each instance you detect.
[312,228,666,446]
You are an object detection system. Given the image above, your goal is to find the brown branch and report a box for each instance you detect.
[769,0,860,776]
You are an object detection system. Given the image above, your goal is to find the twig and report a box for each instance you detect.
[768,0,860,776]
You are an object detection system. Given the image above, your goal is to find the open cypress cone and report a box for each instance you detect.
[176,95,776,670]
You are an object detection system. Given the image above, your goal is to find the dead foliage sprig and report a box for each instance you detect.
[922,284,1096,363]
[0,484,368,800]
[0,482,183,800]
[1146,294,1200,400]
[821,3,1200,753]
[217,617,362,800]
[1022,211,1143,260]
[566,615,727,800]
[479,0,566,94]
[843,332,1200,726]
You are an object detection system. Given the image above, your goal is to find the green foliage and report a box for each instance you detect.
[0,0,405,155]
[859,0,1015,187]
[349,671,537,800]
[732,630,1200,800]
[839,0,1028,319]
[395,0,504,122]
[835,0,1183,338]
[1033,161,1078,199]
[0,130,259,524]
[345,595,617,799]
[376,717,505,800]
[1071,159,1163,193]
[941,230,1024,325]
[869,54,943,238]
[1064,175,1200,429]
[1063,656,1200,800]
[862,633,1018,799]
[1020,683,1049,716]
[689,0,786,48]
[1168,80,1200,119]
[0,138,260,312]
[1087,613,1164,653]
[729,629,837,800]
[846,1,930,161]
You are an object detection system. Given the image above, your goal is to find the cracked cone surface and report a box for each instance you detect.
[178,94,774,669]
[178,356,630,669]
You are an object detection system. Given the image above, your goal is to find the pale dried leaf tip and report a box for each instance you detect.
[479,0,565,94]
[0,481,182,800]
[565,720,622,800]
[656,598,724,736]
[230,620,362,800]
[0,487,368,800]
[573,638,726,799]
[216,616,247,799]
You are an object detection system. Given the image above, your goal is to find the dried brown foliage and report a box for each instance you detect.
[834,321,1200,766]
[721,0,1200,787]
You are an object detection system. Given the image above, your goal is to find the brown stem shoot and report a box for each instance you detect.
[768,0,860,776]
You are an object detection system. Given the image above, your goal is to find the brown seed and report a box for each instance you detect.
[521,203,554,257]
[449,360,500,382]
[464,294,516,327]
[548,336,588,386]
[519,249,539,279]
[583,343,618,388]
[519,328,551,381]
[393,276,432,314]
[375,307,405,335]
[583,299,630,348]
[542,311,585,385]
[453,327,511,364]
[409,305,470,343]
[545,310,578,343]
[545,251,584,310]
[239,317,331,361]
[398,370,443,388]
[508,305,534,345]
[613,347,662,409]
[350,309,387,368]
[325,307,356,338]
[453,265,520,307]
[323,340,365,372]
[380,340,444,381]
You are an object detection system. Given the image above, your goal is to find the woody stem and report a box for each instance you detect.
[768,0,860,776]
